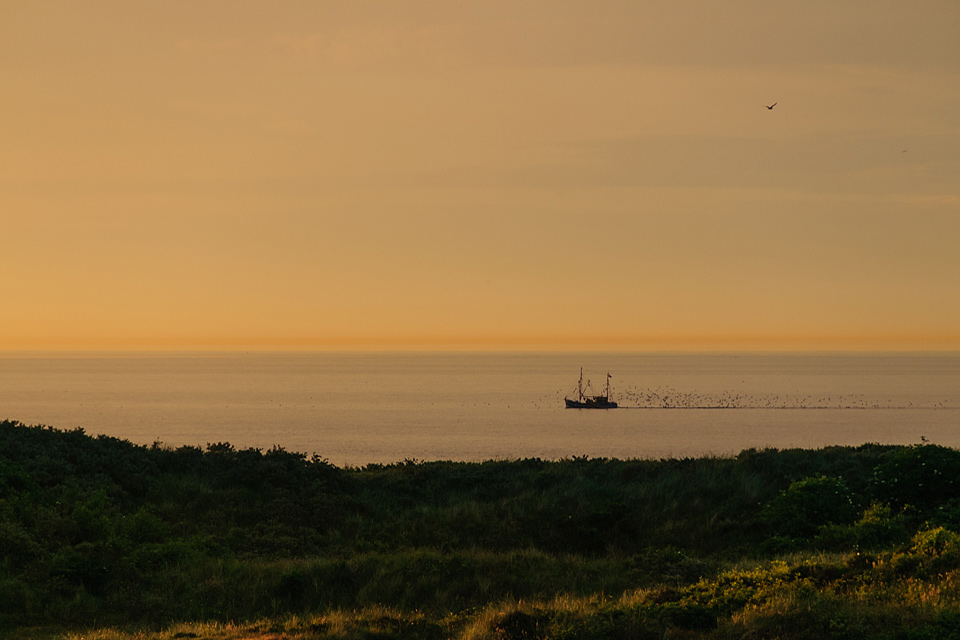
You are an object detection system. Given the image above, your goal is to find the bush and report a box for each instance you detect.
[872,445,960,513]
[763,476,858,538]
[816,502,915,552]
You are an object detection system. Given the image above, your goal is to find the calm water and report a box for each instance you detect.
[2,352,958,466]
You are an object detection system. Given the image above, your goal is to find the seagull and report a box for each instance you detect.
[766,102,777,110]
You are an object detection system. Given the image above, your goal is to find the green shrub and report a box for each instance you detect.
[816,503,915,552]
[763,476,858,538]
[872,445,960,513]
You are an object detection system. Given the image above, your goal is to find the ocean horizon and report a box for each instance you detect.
[3,350,958,466]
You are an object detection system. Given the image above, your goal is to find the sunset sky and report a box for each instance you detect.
[2,2,958,350]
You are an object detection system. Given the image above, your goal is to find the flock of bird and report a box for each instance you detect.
[611,385,950,410]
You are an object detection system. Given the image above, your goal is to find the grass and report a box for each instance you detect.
[39,550,960,640]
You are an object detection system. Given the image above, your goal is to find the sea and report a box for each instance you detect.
[2,351,958,467]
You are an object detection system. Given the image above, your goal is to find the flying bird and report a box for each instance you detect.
[766,102,777,110]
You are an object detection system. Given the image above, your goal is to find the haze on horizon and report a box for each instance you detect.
[2,2,958,351]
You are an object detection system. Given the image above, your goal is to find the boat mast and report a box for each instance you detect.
[578,367,584,401]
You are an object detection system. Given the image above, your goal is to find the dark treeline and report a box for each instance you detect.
[4,419,960,637]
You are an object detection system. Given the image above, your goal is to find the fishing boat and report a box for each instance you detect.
[565,368,618,409]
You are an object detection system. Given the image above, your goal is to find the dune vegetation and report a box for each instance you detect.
[4,419,960,639]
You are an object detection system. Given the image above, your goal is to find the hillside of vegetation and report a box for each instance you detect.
[4,419,960,639]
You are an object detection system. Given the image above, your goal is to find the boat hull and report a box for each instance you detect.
[565,397,618,409]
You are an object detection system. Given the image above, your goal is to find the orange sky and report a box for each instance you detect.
[2,2,959,350]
